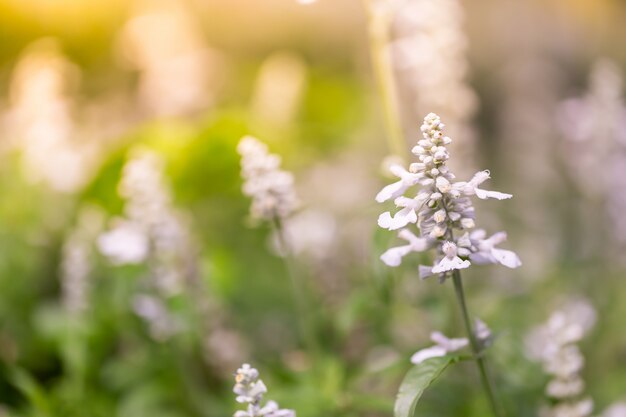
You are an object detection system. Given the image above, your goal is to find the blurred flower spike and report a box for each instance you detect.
[238,136,298,223]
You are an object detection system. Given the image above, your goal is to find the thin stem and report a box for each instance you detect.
[361,0,406,159]
[272,217,319,356]
[451,270,503,417]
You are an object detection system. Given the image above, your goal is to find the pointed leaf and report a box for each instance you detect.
[394,356,458,417]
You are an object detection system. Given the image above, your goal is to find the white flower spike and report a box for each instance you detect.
[526,299,597,416]
[376,113,520,280]
[233,364,296,417]
[238,136,298,222]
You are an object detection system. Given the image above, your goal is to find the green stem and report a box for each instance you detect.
[272,217,319,356]
[361,0,406,159]
[451,270,503,417]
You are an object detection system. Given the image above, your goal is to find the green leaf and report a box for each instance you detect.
[394,356,458,417]
[9,367,52,417]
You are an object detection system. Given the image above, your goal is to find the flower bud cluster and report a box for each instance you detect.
[233,364,295,417]
[238,136,298,222]
[377,113,520,280]
[526,299,597,416]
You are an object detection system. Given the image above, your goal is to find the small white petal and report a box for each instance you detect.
[380,245,412,267]
[410,346,447,364]
[469,252,496,265]
[432,256,471,274]
[387,206,418,230]
[474,188,513,200]
[377,212,393,228]
[375,180,405,203]
[419,264,434,279]
[398,229,429,251]
[491,248,522,268]
[469,170,490,186]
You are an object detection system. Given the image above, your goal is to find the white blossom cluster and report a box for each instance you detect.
[233,364,295,417]
[4,40,99,193]
[238,136,298,222]
[98,150,193,296]
[526,299,597,416]
[98,150,194,340]
[557,59,626,246]
[392,0,477,165]
[410,319,492,365]
[377,113,521,280]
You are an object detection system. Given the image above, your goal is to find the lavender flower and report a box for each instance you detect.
[238,136,298,222]
[233,364,295,417]
[377,113,521,281]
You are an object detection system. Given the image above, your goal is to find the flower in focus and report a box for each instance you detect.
[233,364,295,417]
[377,113,521,281]
[238,136,298,222]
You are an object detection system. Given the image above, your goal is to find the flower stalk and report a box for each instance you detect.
[452,270,502,417]
[237,136,317,355]
[361,0,406,159]
[272,217,318,355]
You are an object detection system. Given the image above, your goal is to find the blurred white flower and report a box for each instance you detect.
[392,0,478,173]
[233,364,295,417]
[238,136,298,222]
[474,318,493,349]
[600,403,626,417]
[4,39,99,193]
[557,59,626,248]
[98,220,149,265]
[540,399,594,417]
[119,1,216,117]
[410,331,468,364]
[98,149,196,340]
[377,113,520,280]
[251,52,308,126]
[280,209,337,260]
[132,294,180,341]
[60,207,104,313]
[526,298,597,413]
